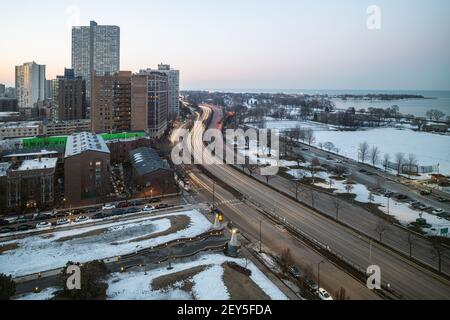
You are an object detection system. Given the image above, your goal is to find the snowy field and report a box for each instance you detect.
[107,254,288,300]
[248,119,450,175]
[313,128,450,175]
[286,168,450,235]
[0,209,212,277]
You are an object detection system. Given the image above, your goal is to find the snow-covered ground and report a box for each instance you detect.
[107,253,288,300]
[15,287,58,300]
[0,210,212,277]
[247,119,449,175]
[313,128,450,175]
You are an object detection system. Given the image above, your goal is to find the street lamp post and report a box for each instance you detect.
[212,182,216,209]
[259,220,262,253]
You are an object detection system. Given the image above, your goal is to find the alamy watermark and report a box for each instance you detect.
[366,265,381,290]
[171,128,280,176]
[367,5,381,30]
[66,265,81,290]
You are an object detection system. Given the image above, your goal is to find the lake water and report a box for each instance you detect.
[215,89,450,118]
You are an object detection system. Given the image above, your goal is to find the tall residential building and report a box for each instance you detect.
[142,71,169,138]
[15,62,46,109]
[51,68,87,121]
[72,21,120,102]
[140,64,179,118]
[91,71,147,133]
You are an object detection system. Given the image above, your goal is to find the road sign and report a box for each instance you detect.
[440,228,448,236]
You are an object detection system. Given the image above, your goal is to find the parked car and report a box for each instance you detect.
[155,203,170,210]
[318,288,333,301]
[87,207,101,213]
[16,224,34,231]
[126,207,140,214]
[143,205,155,212]
[432,209,445,215]
[16,215,32,223]
[92,213,105,220]
[33,213,49,221]
[57,219,70,226]
[112,209,125,216]
[384,191,394,198]
[289,265,302,279]
[75,216,89,223]
[102,204,116,210]
[395,194,409,201]
[130,200,145,206]
[117,202,129,208]
[0,227,15,234]
[0,219,9,226]
[149,198,161,203]
[36,221,52,229]
[418,205,430,211]
[303,276,318,293]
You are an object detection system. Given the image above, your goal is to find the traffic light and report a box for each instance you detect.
[217,212,224,222]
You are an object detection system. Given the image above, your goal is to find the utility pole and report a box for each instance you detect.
[212,182,216,209]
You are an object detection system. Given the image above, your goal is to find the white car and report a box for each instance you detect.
[75,216,89,223]
[318,288,333,300]
[102,204,116,210]
[56,219,69,226]
[143,205,155,212]
[432,209,444,215]
[36,221,52,229]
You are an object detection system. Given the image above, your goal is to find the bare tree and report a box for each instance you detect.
[375,221,389,242]
[383,153,390,172]
[394,152,405,175]
[358,141,370,163]
[368,191,375,203]
[426,109,446,121]
[323,142,335,152]
[405,153,417,177]
[369,146,380,167]
[291,179,302,201]
[344,181,354,194]
[305,128,316,146]
[279,248,294,273]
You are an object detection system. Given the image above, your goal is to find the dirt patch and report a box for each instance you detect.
[129,215,191,243]
[0,243,18,254]
[222,263,270,300]
[151,265,207,292]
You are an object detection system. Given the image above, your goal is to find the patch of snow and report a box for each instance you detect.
[15,287,58,300]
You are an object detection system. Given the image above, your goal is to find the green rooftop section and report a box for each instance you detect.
[20,132,146,149]
[22,136,68,149]
[100,132,146,141]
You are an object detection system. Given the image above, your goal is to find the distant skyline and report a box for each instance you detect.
[1,0,449,91]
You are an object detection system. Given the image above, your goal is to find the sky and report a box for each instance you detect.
[1,0,449,91]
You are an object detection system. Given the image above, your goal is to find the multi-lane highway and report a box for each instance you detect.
[184,104,450,300]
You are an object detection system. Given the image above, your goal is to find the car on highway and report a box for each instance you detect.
[16,224,34,232]
[318,288,333,300]
[384,191,394,197]
[335,159,343,164]
[301,148,309,151]
[143,205,155,212]
[418,204,430,211]
[36,221,52,229]
[56,218,70,226]
[432,209,445,215]
[102,204,116,210]
[126,207,140,214]
[16,215,32,223]
[75,216,89,223]
[289,265,302,279]
[395,194,409,201]
[437,197,449,203]
[420,190,432,196]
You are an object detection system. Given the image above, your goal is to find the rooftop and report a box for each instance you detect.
[130,147,170,176]
[0,121,41,128]
[13,158,58,171]
[65,132,110,158]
